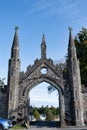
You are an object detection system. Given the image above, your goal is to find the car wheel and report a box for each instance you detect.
[0,125,3,130]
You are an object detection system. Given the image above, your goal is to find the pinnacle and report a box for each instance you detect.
[15,26,19,32]
[42,34,46,43]
[68,27,73,32]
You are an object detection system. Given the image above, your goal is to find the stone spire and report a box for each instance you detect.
[11,26,19,59]
[67,27,84,126]
[7,27,20,118]
[68,27,77,60]
[41,34,46,59]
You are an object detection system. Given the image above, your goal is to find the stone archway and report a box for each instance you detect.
[19,65,66,127]
[6,28,84,128]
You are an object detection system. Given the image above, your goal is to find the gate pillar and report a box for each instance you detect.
[23,100,30,128]
[60,95,66,127]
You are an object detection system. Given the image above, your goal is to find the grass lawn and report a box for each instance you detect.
[12,124,25,129]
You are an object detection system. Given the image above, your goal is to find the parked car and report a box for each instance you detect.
[0,117,13,130]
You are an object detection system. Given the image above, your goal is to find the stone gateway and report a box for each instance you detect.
[0,27,87,127]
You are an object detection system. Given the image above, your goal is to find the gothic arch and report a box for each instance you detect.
[23,76,64,97]
[17,54,66,127]
[19,71,66,127]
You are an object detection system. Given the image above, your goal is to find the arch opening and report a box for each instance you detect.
[20,76,66,128]
[27,82,61,128]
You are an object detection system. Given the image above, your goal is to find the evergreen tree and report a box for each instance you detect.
[75,27,87,86]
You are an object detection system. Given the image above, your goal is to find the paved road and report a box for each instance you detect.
[29,126,87,130]
[28,121,87,130]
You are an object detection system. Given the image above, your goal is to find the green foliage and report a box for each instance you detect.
[29,105,59,121]
[48,85,56,94]
[45,109,54,121]
[33,110,40,120]
[38,106,46,114]
[50,106,59,115]
[75,27,87,86]
[12,124,25,129]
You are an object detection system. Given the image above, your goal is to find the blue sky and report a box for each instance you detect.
[29,82,59,107]
[0,0,87,107]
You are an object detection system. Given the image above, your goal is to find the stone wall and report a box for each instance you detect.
[0,86,8,118]
[83,93,87,115]
[82,86,87,123]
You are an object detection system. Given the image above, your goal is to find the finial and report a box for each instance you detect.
[68,27,73,32]
[42,34,45,43]
[15,26,19,32]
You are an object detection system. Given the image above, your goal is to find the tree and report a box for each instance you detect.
[46,109,54,121]
[75,27,87,86]
[33,110,40,121]
[48,27,87,89]
[50,106,59,116]
[48,85,56,94]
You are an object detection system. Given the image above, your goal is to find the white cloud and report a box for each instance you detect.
[24,0,80,16]
[25,0,60,16]
[29,82,59,107]
[31,98,58,103]
[30,100,59,107]
[23,0,87,25]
